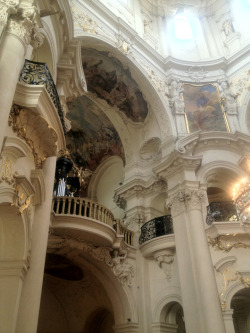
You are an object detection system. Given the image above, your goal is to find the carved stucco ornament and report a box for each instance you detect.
[166,189,204,217]
[5,1,44,49]
[0,157,16,185]
[154,250,174,281]
[48,233,134,287]
[0,0,19,36]
[9,104,57,169]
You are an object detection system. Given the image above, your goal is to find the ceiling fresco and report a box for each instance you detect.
[66,95,125,172]
[82,47,148,122]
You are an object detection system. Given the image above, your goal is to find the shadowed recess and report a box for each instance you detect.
[44,253,84,281]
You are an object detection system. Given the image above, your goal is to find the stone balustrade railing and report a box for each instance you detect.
[52,196,114,228]
[115,220,134,246]
[52,197,134,246]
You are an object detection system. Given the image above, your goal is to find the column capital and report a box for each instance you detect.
[167,186,206,217]
[5,0,43,48]
[0,0,19,27]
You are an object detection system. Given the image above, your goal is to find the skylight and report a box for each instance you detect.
[174,15,193,40]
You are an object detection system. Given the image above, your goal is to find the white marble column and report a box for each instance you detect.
[16,156,57,333]
[0,1,43,152]
[168,186,226,333]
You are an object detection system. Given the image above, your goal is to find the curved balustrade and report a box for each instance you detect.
[52,197,134,246]
[52,196,114,228]
[206,201,238,225]
[139,215,173,245]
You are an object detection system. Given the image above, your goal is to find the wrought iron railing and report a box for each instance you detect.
[206,201,238,225]
[19,59,66,133]
[139,215,174,245]
[52,197,134,246]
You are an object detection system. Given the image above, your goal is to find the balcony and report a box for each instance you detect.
[206,201,238,225]
[19,59,66,133]
[139,215,174,245]
[51,196,134,247]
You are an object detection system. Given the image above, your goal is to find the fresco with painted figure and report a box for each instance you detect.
[82,47,148,122]
[183,84,228,133]
[66,95,125,173]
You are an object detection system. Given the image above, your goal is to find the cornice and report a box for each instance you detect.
[153,150,202,180]
[175,131,250,156]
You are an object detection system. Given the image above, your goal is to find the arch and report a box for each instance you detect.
[88,156,125,217]
[153,290,183,322]
[74,35,176,140]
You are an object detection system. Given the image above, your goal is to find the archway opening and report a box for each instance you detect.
[231,287,250,333]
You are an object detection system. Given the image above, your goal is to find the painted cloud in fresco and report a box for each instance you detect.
[66,96,125,172]
[82,48,148,122]
[183,84,228,133]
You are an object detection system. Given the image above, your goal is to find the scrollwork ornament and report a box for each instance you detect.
[166,190,186,217]
[5,2,43,49]
[11,186,31,215]
[0,0,18,30]
[155,254,174,281]
[185,189,204,211]
[167,189,204,217]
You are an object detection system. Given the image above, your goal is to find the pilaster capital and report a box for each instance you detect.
[5,0,43,48]
[0,0,19,27]
[166,186,205,217]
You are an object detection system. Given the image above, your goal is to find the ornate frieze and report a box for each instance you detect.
[166,189,204,217]
[185,66,208,82]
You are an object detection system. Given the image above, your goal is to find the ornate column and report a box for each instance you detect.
[0,0,43,152]
[16,156,57,333]
[167,184,226,333]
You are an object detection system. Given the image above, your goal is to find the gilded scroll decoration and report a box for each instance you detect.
[9,104,57,169]
[208,234,250,252]
[11,186,31,215]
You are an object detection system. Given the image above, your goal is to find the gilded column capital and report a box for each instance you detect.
[5,1,43,48]
[167,188,205,217]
